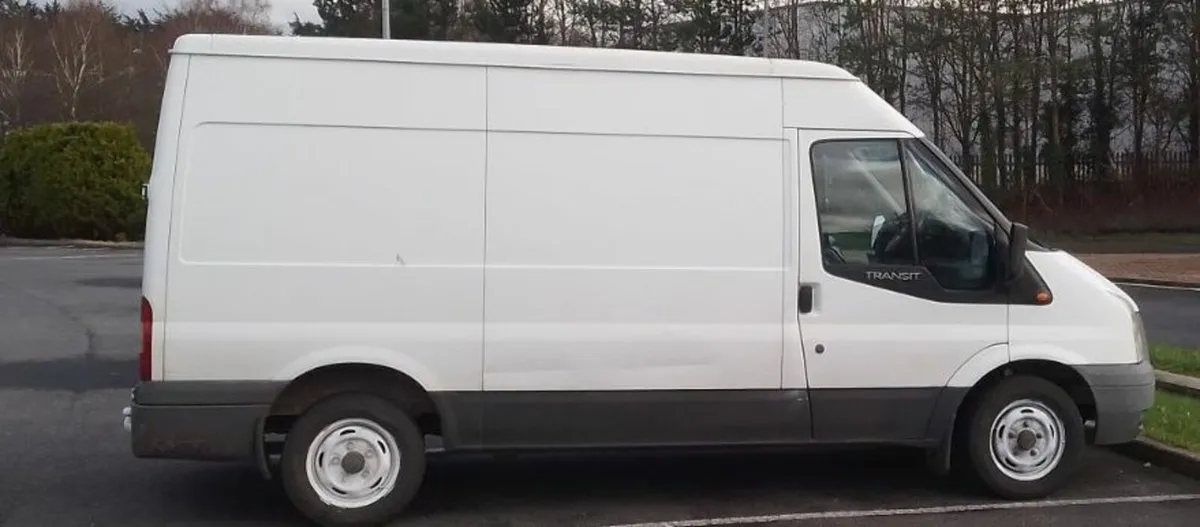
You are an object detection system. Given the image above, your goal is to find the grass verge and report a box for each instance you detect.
[1143,389,1200,452]
[1150,344,1200,378]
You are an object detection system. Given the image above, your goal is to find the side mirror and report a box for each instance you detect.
[1006,222,1029,283]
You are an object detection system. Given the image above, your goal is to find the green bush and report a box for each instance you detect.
[0,121,151,241]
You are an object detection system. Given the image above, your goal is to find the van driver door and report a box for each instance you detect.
[793,128,1009,443]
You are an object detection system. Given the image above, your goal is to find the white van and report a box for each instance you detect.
[125,33,1155,526]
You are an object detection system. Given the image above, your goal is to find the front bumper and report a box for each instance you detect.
[1077,360,1156,445]
[122,381,281,462]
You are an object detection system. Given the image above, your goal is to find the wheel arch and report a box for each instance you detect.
[258,361,454,480]
[930,358,1098,476]
[955,359,1098,430]
[267,362,444,437]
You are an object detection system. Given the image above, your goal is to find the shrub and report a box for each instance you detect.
[0,121,151,241]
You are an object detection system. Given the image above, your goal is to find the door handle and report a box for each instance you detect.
[798,284,814,314]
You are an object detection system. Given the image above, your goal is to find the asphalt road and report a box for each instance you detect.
[3,246,1200,527]
[1122,284,1200,349]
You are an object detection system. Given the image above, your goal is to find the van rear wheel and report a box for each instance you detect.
[963,375,1084,500]
[280,393,426,526]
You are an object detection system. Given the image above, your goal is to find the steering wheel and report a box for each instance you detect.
[872,211,920,264]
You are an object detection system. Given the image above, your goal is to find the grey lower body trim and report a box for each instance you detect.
[809,387,963,443]
[126,381,963,461]
[129,381,283,462]
[1077,359,1156,388]
[1077,360,1156,445]
[441,387,960,450]
[130,403,270,461]
[134,380,283,406]
[443,389,814,449]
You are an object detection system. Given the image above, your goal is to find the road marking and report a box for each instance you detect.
[1116,282,1200,293]
[1,254,140,261]
[602,493,1200,527]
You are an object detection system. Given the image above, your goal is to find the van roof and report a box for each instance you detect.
[171,34,861,81]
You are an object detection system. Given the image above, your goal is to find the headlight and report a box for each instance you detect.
[1132,310,1149,363]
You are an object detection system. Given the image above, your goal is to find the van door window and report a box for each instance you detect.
[810,139,916,267]
[902,140,998,290]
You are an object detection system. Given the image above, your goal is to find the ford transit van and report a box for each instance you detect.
[124,33,1155,526]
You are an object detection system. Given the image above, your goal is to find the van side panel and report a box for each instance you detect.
[162,54,487,392]
[782,79,922,135]
[473,68,804,447]
[487,67,784,138]
[141,54,191,381]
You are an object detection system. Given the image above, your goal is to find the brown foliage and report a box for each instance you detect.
[980,153,1200,234]
[0,0,277,148]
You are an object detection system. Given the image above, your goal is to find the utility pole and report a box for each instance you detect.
[382,0,390,39]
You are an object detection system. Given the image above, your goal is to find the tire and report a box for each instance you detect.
[279,393,427,526]
[962,375,1084,500]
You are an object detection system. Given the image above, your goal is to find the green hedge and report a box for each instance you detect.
[0,121,151,241]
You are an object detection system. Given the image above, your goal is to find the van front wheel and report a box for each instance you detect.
[280,393,426,527]
[964,375,1084,500]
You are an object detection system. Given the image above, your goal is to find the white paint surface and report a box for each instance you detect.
[481,122,785,392]
[1010,251,1144,365]
[141,35,1146,427]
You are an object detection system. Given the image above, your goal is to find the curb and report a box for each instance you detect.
[1156,370,1200,399]
[1109,276,1200,289]
[1110,436,1200,481]
[0,237,144,250]
[1108,370,1200,479]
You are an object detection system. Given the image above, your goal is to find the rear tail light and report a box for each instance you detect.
[140,296,152,382]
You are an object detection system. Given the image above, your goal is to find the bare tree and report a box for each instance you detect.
[909,1,952,149]
[164,0,276,34]
[48,0,117,120]
[1083,0,1123,180]
[943,0,985,161]
[0,16,33,125]
[760,0,806,59]
[838,0,904,106]
[1161,0,1200,161]
[973,0,1006,191]
[805,1,846,63]
[551,0,574,45]
[1042,0,1071,195]
[1124,0,1169,183]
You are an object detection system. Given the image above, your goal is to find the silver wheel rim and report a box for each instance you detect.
[989,399,1066,482]
[304,418,402,509]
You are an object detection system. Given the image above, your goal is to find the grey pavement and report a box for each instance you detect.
[3,246,1200,527]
